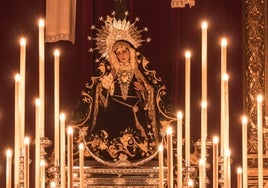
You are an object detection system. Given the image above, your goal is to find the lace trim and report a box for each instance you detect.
[45,33,75,43]
[171,0,195,8]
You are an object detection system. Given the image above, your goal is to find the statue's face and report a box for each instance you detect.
[114,45,130,64]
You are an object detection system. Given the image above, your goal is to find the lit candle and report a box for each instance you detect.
[60,113,66,188]
[213,136,219,188]
[24,137,30,188]
[177,112,183,188]
[40,160,46,188]
[223,74,229,153]
[38,19,45,138]
[166,127,173,188]
[158,144,164,188]
[14,74,21,188]
[257,95,263,187]
[67,127,74,188]
[237,167,242,188]
[54,49,60,166]
[19,38,26,151]
[79,143,84,188]
[220,38,227,156]
[199,159,205,188]
[35,99,41,188]
[6,149,12,188]
[201,101,207,161]
[224,149,231,188]
[241,116,248,188]
[185,51,191,167]
[221,38,227,75]
[201,21,208,102]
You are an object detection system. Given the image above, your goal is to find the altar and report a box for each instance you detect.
[2,0,268,188]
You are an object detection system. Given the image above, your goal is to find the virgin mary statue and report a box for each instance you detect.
[70,11,177,167]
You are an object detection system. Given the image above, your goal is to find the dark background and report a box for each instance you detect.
[0,0,242,187]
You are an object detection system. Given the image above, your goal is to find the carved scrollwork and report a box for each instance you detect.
[244,0,265,154]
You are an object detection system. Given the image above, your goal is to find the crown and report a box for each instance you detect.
[88,11,151,62]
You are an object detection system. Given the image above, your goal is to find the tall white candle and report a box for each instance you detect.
[79,143,85,188]
[257,95,263,187]
[200,101,207,187]
[213,136,219,188]
[67,127,74,188]
[224,149,231,188]
[19,38,26,151]
[221,38,227,77]
[54,49,60,166]
[241,116,248,188]
[220,38,227,156]
[199,159,205,188]
[158,144,164,188]
[38,19,45,138]
[201,101,207,161]
[166,127,173,188]
[24,137,30,188]
[185,51,191,167]
[35,99,41,188]
[177,112,183,188]
[14,74,21,188]
[223,74,229,152]
[201,21,208,102]
[6,149,12,188]
[237,167,242,188]
[40,160,46,188]
[60,113,66,188]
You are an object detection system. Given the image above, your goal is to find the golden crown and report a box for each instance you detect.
[88,11,151,62]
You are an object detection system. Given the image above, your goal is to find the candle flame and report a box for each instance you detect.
[213,136,219,144]
[177,111,183,119]
[201,100,207,108]
[158,143,163,151]
[237,167,242,174]
[20,38,27,46]
[50,181,57,188]
[199,158,205,166]
[222,73,229,81]
[6,149,12,157]
[24,137,30,145]
[38,19,45,27]
[60,113,66,120]
[40,159,46,167]
[224,149,231,156]
[15,74,21,82]
[79,143,84,150]
[166,126,172,135]
[242,116,248,124]
[201,21,208,29]
[221,38,227,47]
[187,179,194,186]
[257,94,263,102]
[67,126,73,135]
[185,51,191,58]
[54,49,60,57]
[35,98,41,106]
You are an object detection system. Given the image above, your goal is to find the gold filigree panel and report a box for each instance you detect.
[244,0,265,154]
